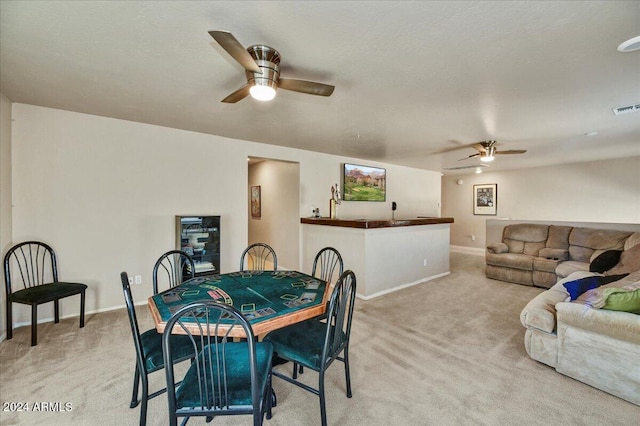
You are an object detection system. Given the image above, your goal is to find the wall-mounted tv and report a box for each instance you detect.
[342,163,386,201]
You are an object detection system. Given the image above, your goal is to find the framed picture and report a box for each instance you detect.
[250,186,261,218]
[473,184,497,215]
[342,163,386,201]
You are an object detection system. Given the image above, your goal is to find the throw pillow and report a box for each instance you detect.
[606,244,640,275]
[602,288,640,314]
[563,274,629,301]
[589,250,622,273]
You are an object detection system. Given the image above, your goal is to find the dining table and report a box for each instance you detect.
[148,270,329,338]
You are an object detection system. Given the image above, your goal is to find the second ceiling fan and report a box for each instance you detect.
[209,31,335,103]
[460,140,527,162]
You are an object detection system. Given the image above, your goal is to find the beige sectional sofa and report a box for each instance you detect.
[486,224,635,288]
[518,231,640,405]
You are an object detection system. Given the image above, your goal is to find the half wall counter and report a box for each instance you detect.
[301,217,454,299]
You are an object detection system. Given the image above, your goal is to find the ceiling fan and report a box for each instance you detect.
[459,140,527,162]
[209,31,335,103]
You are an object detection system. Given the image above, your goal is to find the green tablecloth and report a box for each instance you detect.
[151,270,326,325]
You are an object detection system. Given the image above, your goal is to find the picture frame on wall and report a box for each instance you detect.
[473,183,497,215]
[251,185,261,218]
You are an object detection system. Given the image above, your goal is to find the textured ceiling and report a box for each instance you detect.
[1,1,639,174]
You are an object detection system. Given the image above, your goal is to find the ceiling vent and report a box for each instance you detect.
[612,103,640,115]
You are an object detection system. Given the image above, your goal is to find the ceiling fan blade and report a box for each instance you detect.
[496,150,527,155]
[472,143,487,153]
[278,78,335,96]
[209,31,262,74]
[459,153,481,161]
[221,84,251,103]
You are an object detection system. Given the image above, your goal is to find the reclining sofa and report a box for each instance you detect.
[486,224,635,288]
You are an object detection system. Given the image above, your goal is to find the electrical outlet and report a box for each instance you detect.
[134,275,142,285]
[423,259,427,266]
[128,276,134,285]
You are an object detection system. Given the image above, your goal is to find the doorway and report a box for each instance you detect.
[247,157,300,270]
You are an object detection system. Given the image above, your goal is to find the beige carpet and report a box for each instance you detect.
[1,252,638,425]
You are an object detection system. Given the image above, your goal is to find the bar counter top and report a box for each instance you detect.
[300,216,454,229]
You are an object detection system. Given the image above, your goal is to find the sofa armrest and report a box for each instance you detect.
[520,288,568,333]
[539,248,569,261]
[487,242,509,254]
[556,302,640,345]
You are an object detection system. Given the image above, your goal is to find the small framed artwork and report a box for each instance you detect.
[250,186,261,218]
[473,183,497,215]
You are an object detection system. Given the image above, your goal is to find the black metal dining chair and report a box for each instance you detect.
[240,243,278,271]
[162,300,274,426]
[152,250,195,295]
[295,246,345,376]
[4,241,87,346]
[312,247,344,286]
[264,270,356,426]
[120,272,199,426]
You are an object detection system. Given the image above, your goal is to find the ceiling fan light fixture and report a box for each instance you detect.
[480,146,496,162]
[249,81,276,101]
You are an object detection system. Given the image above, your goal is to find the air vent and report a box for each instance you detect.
[612,103,640,115]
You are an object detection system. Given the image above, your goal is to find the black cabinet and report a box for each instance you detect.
[176,216,220,276]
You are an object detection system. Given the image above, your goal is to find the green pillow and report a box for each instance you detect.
[602,288,640,314]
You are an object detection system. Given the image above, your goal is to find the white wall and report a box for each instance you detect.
[7,103,442,325]
[442,156,640,250]
[248,159,300,270]
[0,93,12,337]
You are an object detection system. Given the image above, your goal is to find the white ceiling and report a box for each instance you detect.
[1,1,639,174]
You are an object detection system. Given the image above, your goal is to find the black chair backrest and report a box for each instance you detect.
[162,301,263,423]
[153,250,196,294]
[120,272,147,373]
[322,270,356,367]
[240,243,278,271]
[312,247,344,285]
[4,241,58,294]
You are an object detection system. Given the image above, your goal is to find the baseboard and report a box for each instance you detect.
[450,245,485,256]
[356,271,451,300]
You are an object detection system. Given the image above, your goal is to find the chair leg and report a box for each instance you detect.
[79,290,86,328]
[139,372,149,426]
[344,349,352,398]
[54,299,60,323]
[292,362,298,379]
[31,304,38,346]
[319,370,328,426]
[6,301,12,340]
[130,364,141,408]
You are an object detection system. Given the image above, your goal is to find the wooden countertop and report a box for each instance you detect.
[300,216,454,229]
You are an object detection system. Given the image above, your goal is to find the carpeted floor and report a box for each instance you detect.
[1,252,638,425]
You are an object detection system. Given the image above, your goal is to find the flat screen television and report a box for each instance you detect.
[342,163,386,201]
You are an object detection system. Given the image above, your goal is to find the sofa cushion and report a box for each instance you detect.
[589,250,623,273]
[539,248,569,261]
[486,252,534,270]
[503,224,548,255]
[606,243,640,275]
[623,232,640,250]
[556,260,590,279]
[546,225,572,249]
[568,228,632,263]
